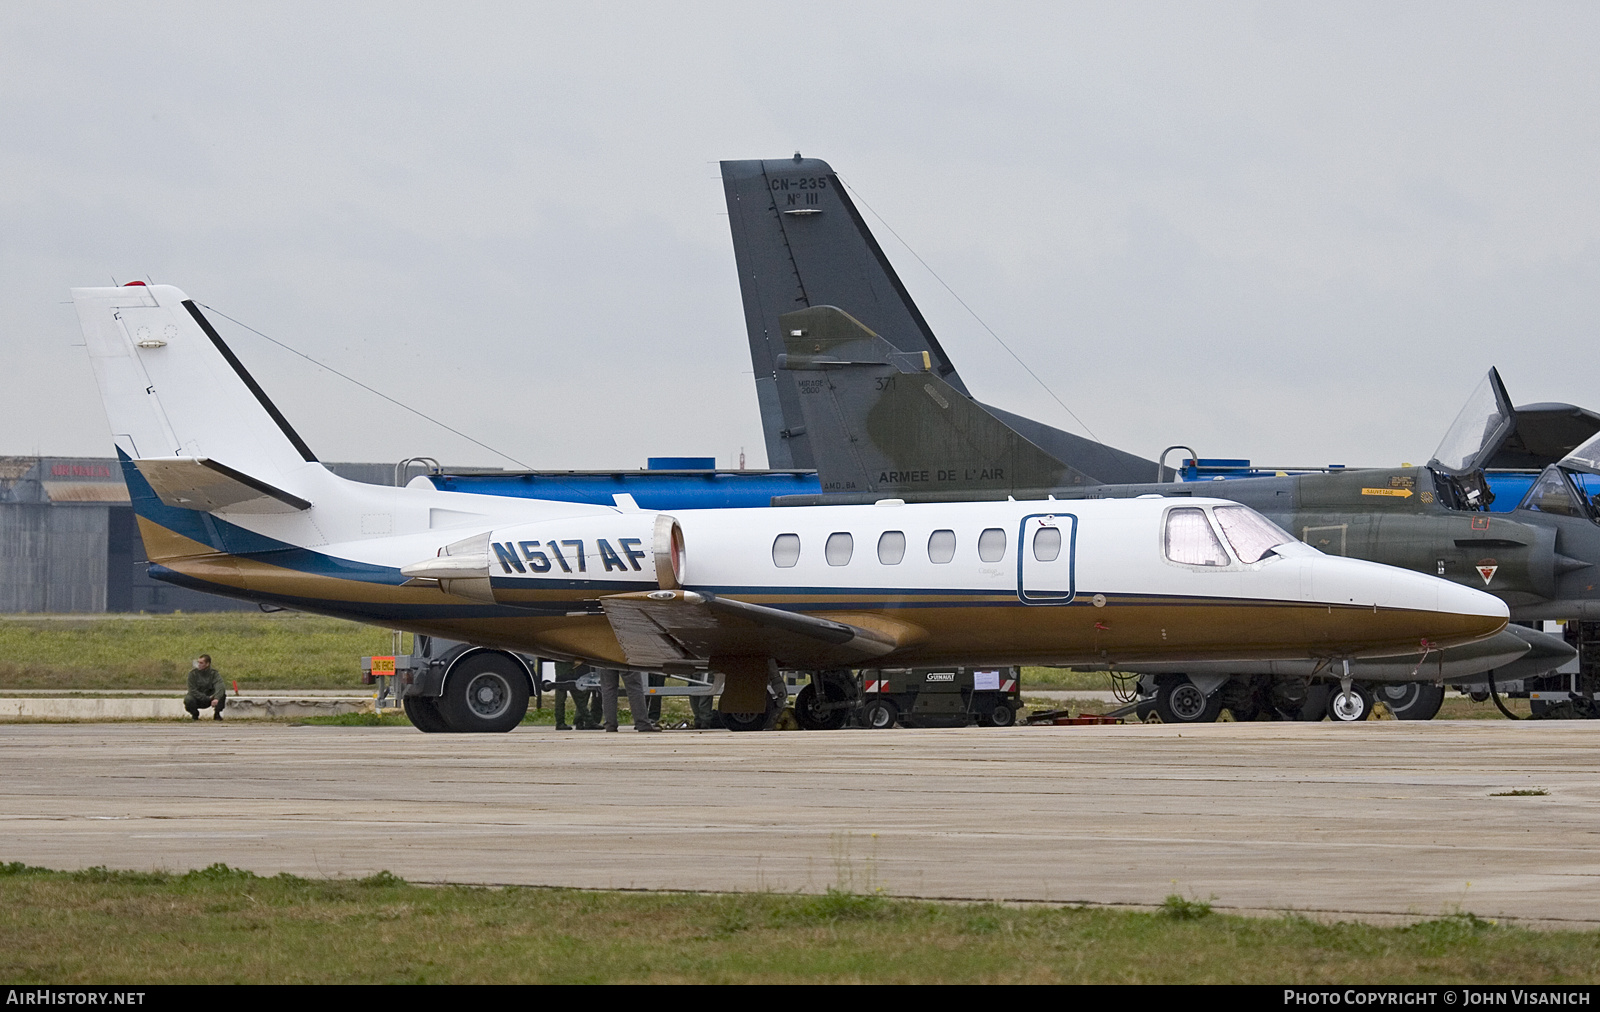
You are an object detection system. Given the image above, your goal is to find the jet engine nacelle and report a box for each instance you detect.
[402,514,684,603]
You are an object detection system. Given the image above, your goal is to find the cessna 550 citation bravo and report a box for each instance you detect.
[72,284,1508,732]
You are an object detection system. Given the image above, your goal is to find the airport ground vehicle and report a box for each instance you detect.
[857,666,1023,729]
[363,635,1028,732]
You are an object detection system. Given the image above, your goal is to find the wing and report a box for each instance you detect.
[598,590,923,669]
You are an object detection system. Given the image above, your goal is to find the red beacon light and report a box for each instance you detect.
[122,281,146,286]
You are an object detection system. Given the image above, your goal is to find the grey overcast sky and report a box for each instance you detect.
[4,3,1599,471]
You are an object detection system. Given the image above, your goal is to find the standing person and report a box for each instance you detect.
[688,675,715,729]
[184,654,226,721]
[599,668,659,732]
[551,661,601,731]
[646,673,666,724]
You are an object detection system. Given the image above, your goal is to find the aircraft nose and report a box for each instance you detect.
[1423,575,1510,645]
[1308,556,1507,653]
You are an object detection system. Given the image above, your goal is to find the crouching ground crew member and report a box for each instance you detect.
[184,654,226,720]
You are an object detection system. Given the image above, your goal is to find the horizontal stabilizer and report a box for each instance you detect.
[134,457,311,514]
[779,305,1096,495]
[599,589,910,669]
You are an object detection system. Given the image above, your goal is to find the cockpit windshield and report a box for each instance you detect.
[1559,431,1600,477]
[1213,505,1296,563]
[1519,465,1600,522]
[1430,370,1516,475]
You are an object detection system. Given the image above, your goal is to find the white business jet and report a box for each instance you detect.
[71,284,1507,732]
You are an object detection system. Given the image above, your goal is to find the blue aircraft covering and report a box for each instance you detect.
[424,469,822,510]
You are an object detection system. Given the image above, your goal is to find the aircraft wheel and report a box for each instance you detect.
[1300,684,1333,721]
[1154,679,1222,723]
[987,702,1016,727]
[438,654,529,733]
[794,681,851,731]
[721,709,771,732]
[861,698,899,729]
[1377,682,1444,721]
[402,695,452,733]
[1328,684,1374,723]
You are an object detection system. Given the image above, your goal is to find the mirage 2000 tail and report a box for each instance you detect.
[720,156,1156,484]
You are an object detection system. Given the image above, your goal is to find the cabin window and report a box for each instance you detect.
[1212,505,1294,564]
[978,528,1006,562]
[927,529,956,564]
[1164,508,1230,567]
[1033,526,1062,562]
[878,531,906,565]
[772,533,801,568]
[825,532,854,566]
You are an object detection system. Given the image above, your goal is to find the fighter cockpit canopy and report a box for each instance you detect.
[1514,430,1600,523]
[1429,369,1516,477]
[1558,430,1600,478]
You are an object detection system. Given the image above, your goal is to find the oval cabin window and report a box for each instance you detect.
[825,532,854,566]
[772,533,801,568]
[927,529,956,564]
[1032,526,1062,562]
[878,531,906,565]
[978,528,1006,563]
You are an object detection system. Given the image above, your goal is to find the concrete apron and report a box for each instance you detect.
[0,696,371,720]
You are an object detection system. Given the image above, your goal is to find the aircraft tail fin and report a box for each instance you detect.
[777,306,1091,496]
[721,156,969,468]
[71,284,331,542]
[722,155,1157,483]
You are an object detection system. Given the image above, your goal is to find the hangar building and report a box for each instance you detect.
[0,456,400,613]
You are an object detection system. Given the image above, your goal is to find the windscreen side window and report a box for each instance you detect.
[1212,505,1293,564]
[1164,508,1230,567]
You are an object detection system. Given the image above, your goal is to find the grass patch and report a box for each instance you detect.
[1160,893,1213,920]
[1490,788,1549,797]
[0,613,406,691]
[1437,694,1533,720]
[1021,667,1118,691]
[1,862,1598,983]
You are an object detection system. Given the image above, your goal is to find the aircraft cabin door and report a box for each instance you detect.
[1018,513,1077,604]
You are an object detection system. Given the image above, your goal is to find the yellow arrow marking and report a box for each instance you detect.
[1361,487,1414,498]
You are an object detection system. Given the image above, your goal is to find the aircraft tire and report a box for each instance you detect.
[1328,684,1375,722]
[861,698,899,729]
[402,695,452,733]
[721,710,770,732]
[437,653,529,733]
[1154,679,1222,724]
[1376,682,1445,721]
[794,681,851,731]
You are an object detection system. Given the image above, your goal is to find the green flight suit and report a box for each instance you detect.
[184,664,227,719]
